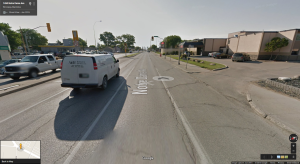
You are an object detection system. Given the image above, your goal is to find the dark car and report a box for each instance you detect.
[231,53,250,62]
[0,59,21,75]
[213,53,231,59]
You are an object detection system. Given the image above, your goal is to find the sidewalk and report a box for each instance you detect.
[154,53,210,73]
[248,83,300,134]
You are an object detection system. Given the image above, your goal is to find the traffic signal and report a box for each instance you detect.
[46,23,51,32]
[151,36,154,41]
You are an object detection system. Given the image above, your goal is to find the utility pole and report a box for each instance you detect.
[19,27,28,55]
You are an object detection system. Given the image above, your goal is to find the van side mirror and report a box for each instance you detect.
[116,59,119,63]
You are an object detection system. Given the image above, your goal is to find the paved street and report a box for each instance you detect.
[0,52,298,163]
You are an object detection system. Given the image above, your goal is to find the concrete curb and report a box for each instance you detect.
[212,65,229,71]
[0,75,61,97]
[246,91,298,134]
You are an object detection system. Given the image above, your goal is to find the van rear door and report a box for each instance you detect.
[77,57,96,84]
[61,56,79,84]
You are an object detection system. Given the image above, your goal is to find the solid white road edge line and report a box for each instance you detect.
[155,67,213,164]
[63,62,137,164]
[0,88,70,124]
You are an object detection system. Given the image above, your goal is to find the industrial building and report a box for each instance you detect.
[227,29,300,60]
[39,39,79,53]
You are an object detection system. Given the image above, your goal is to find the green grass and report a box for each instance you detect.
[125,53,140,57]
[166,55,226,70]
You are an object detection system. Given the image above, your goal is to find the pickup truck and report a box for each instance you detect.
[5,54,62,80]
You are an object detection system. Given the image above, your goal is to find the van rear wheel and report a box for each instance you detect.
[116,68,120,78]
[101,76,108,90]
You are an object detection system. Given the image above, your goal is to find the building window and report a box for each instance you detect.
[291,51,299,55]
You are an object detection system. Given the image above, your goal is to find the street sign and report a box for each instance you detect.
[72,30,79,41]
[154,36,158,37]
[0,46,9,50]
[74,40,79,47]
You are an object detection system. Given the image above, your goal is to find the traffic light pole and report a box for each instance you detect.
[23,25,48,53]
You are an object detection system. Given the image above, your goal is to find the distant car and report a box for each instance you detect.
[208,52,218,57]
[231,53,250,62]
[116,51,120,53]
[184,51,190,56]
[129,51,132,53]
[0,59,21,75]
[213,53,230,59]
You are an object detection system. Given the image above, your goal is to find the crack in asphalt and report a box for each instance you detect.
[166,80,200,90]
[118,147,151,156]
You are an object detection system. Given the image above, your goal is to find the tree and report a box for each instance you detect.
[56,40,63,45]
[151,44,157,50]
[99,31,115,46]
[17,28,48,51]
[114,34,135,51]
[97,43,100,49]
[0,23,22,50]
[89,45,95,48]
[78,37,87,50]
[265,37,289,60]
[135,46,141,51]
[164,35,181,48]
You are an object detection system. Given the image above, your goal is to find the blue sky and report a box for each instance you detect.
[1,0,299,48]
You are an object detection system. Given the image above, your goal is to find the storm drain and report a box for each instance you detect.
[0,85,20,91]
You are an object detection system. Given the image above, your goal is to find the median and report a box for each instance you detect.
[125,53,140,58]
[165,55,226,70]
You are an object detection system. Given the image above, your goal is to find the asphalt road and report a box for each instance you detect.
[0,52,298,163]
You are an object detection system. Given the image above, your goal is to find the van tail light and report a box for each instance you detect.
[60,61,63,69]
[93,63,98,70]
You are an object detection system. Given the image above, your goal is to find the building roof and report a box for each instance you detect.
[38,45,75,48]
[178,42,204,48]
[198,38,227,40]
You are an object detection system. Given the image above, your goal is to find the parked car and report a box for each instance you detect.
[61,54,120,90]
[129,51,132,53]
[231,53,250,62]
[0,59,21,75]
[5,54,62,80]
[208,52,218,57]
[213,53,230,59]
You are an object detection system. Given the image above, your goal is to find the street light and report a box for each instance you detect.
[93,20,102,49]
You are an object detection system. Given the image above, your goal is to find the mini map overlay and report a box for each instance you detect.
[1,141,40,159]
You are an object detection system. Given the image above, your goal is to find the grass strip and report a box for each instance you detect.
[165,55,226,70]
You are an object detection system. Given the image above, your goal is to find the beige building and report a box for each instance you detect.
[198,38,227,56]
[227,29,300,60]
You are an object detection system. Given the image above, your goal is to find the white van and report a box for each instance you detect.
[61,54,120,90]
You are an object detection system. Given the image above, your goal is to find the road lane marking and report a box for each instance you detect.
[63,60,137,164]
[0,88,70,124]
[153,56,213,163]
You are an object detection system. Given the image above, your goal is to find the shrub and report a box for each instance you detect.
[163,53,165,55]
[166,52,169,55]
[197,60,201,63]
[175,51,178,54]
